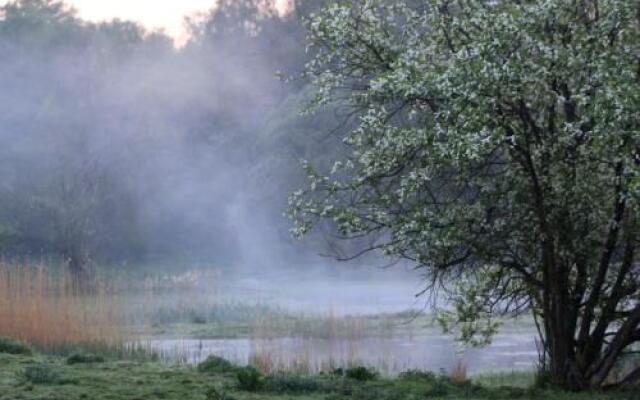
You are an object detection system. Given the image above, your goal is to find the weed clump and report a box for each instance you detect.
[197,355,236,374]
[399,369,438,382]
[235,366,264,391]
[264,373,323,393]
[21,363,65,384]
[66,353,105,365]
[339,366,377,381]
[0,336,32,355]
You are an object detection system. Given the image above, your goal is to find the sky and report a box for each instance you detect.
[2,0,292,45]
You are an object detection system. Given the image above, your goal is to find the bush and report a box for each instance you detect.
[197,355,236,374]
[21,364,65,385]
[264,373,323,393]
[0,336,32,355]
[344,366,377,381]
[235,366,264,391]
[398,369,438,382]
[66,353,105,365]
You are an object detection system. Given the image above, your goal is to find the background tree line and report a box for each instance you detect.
[0,0,341,274]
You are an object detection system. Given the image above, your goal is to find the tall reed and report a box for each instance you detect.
[0,261,132,354]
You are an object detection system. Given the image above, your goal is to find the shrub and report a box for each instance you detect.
[344,366,377,381]
[0,336,32,355]
[398,370,438,382]
[66,353,105,365]
[235,366,264,391]
[197,355,236,374]
[264,373,323,393]
[21,363,65,384]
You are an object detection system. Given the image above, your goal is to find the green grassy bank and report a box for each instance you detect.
[0,350,637,400]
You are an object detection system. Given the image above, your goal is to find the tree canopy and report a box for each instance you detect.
[291,0,640,389]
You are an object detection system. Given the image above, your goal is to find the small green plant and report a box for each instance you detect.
[197,355,236,374]
[344,366,377,381]
[235,366,264,391]
[66,353,105,365]
[0,336,32,355]
[399,369,438,382]
[21,363,65,385]
[264,373,323,393]
[205,386,236,400]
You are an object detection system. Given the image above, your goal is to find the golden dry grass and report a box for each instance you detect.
[0,261,131,353]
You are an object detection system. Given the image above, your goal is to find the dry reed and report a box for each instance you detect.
[451,360,468,383]
[0,261,132,353]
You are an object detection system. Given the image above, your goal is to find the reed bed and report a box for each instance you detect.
[0,261,135,354]
[248,338,364,374]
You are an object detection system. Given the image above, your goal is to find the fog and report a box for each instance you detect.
[1,2,279,262]
[0,0,423,294]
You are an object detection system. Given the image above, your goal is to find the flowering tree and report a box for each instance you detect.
[290,0,640,389]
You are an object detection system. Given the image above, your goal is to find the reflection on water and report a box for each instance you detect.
[149,333,538,374]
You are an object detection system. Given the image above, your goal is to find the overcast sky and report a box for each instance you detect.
[1,0,292,44]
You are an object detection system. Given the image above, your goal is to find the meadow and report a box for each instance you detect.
[0,347,637,400]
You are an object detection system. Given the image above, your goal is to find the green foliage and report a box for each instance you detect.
[398,369,438,382]
[331,366,378,381]
[344,366,377,381]
[0,336,32,355]
[66,353,105,365]
[292,0,640,389]
[0,351,636,399]
[235,366,264,391]
[21,363,65,385]
[264,373,323,393]
[197,355,236,374]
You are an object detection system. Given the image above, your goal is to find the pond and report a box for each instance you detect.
[149,333,538,374]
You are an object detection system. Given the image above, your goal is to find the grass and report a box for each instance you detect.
[0,351,637,400]
[472,370,537,388]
